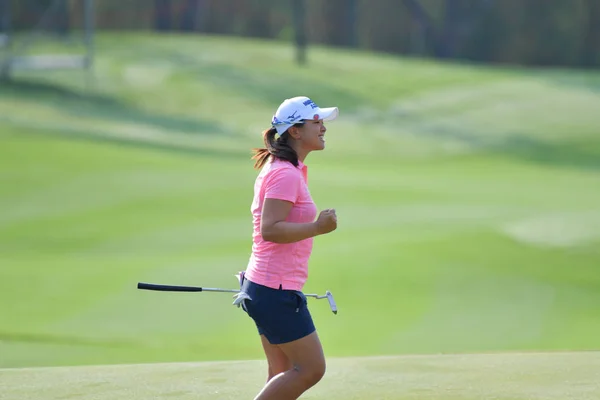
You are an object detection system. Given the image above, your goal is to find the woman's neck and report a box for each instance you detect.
[290,141,308,163]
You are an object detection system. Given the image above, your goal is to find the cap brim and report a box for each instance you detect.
[317,107,339,122]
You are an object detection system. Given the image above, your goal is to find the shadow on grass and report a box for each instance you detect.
[130,41,367,111]
[191,62,364,110]
[527,69,600,96]
[487,135,600,171]
[0,79,231,137]
[0,78,253,159]
[395,114,600,171]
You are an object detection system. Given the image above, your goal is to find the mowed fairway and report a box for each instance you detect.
[1,32,600,398]
[2,352,600,400]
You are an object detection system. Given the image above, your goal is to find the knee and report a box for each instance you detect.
[298,360,326,387]
[311,361,326,384]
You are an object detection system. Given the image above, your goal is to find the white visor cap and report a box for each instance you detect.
[271,96,339,135]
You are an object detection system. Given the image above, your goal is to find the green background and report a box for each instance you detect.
[1,33,600,373]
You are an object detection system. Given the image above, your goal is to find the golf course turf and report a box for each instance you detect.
[1,32,599,398]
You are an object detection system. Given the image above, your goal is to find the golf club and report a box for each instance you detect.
[136,282,338,314]
[137,282,239,293]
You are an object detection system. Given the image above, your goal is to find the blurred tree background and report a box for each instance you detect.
[4,0,600,66]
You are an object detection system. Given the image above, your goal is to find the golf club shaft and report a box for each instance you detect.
[138,282,337,313]
[137,282,238,293]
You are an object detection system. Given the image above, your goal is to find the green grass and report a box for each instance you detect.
[2,352,600,399]
[1,31,600,394]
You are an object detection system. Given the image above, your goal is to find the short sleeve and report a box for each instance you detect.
[263,166,301,204]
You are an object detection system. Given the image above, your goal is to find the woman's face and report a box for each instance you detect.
[297,119,327,151]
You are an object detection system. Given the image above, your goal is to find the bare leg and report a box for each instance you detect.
[254,332,326,400]
[260,334,293,382]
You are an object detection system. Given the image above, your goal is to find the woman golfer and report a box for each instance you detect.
[239,96,339,400]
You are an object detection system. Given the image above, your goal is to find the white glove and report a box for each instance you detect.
[232,291,252,308]
[233,271,250,308]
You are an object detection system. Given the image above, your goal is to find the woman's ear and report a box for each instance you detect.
[287,125,302,140]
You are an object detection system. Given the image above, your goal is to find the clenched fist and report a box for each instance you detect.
[315,209,337,235]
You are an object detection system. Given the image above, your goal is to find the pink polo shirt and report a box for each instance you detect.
[245,157,318,291]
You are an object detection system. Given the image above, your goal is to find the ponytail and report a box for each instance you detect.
[251,126,300,169]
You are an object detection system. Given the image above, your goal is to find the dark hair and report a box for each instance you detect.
[251,125,302,169]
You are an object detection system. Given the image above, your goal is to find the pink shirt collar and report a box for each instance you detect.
[297,159,308,182]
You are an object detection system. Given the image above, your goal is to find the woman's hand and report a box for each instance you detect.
[315,209,337,235]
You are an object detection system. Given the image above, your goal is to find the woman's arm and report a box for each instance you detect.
[260,198,337,244]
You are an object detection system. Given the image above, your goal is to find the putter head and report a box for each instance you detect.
[326,291,337,314]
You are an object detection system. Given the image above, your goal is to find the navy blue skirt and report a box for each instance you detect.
[240,278,316,345]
